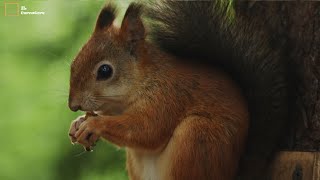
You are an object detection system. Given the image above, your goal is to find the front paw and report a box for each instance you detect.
[69,115,86,144]
[74,117,101,151]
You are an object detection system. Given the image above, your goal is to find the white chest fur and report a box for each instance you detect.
[127,147,171,180]
[141,155,158,180]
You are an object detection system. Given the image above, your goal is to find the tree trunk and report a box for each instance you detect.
[236,1,320,151]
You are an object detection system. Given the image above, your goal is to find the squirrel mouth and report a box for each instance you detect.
[86,111,98,116]
[92,103,109,115]
[87,101,125,116]
[93,111,103,115]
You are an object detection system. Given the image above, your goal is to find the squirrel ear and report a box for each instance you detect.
[120,3,145,42]
[95,4,117,31]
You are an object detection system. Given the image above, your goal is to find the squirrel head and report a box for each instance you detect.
[69,3,146,114]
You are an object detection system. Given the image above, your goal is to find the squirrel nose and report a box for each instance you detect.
[68,96,82,112]
[69,104,81,112]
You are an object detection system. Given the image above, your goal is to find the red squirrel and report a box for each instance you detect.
[68,1,288,180]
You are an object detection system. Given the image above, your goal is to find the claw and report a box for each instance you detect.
[85,146,93,152]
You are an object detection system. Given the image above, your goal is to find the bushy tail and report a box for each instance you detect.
[145,1,288,179]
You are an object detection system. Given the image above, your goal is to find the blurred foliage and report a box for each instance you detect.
[0,0,132,179]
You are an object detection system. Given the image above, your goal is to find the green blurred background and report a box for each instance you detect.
[0,0,132,179]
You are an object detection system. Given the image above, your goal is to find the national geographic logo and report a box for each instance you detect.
[4,2,19,16]
[3,2,46,16]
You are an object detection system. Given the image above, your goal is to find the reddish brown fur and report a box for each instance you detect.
[68,3,249,180]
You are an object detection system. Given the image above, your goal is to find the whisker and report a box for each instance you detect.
[91,98,108,101]
[73,150,88,157]
[90,100,105,103]
[87,97,101,105]
[90,100,100,106]
[63,59,72,67]
[93,95,124,98]
[91,96,124,101]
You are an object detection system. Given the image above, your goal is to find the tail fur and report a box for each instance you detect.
[145,1,289,179]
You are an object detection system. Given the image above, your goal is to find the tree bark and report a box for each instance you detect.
[236,2,320,151]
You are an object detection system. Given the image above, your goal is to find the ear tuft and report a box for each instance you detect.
[120,3,145,42]
[95,4,117,31]
[123,3,143,22]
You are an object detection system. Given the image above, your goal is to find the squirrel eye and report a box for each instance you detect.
[97,64,113,80]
